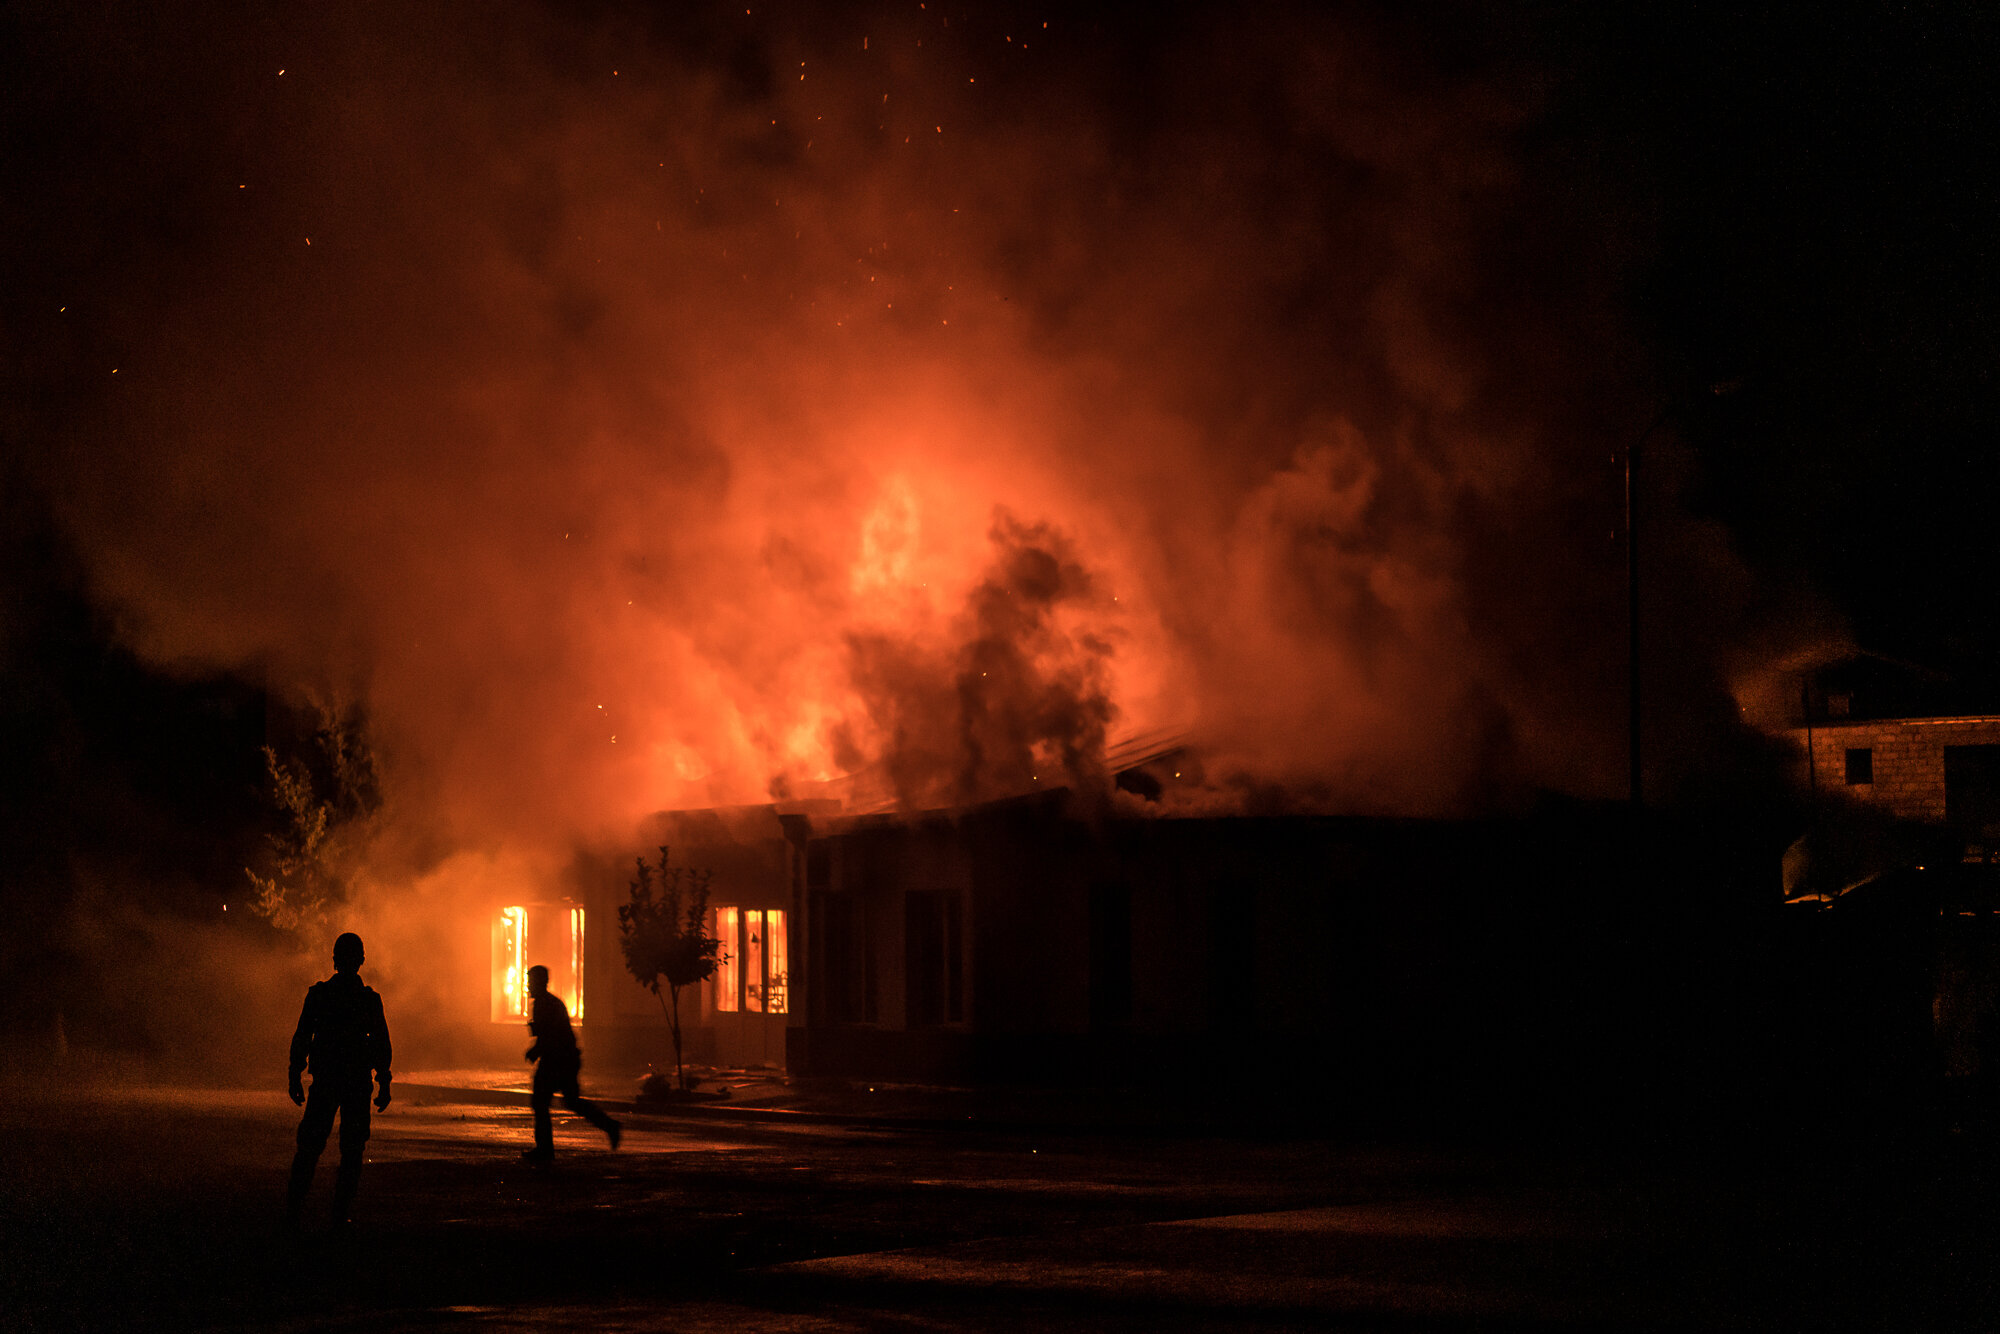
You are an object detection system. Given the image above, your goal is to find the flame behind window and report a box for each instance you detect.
[711,907,787,1016]
[570,906,586,1022]
[494,906,526,1021]
[492,904,584,1022]
[714,907,740,1013]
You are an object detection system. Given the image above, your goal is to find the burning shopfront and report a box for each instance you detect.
[10,5,1826,1119]
[481,804,821,1073]
[467,781,1776,1130]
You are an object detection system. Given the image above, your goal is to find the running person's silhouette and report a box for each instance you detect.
[522,964,620,1161]
[287,932,392,1224]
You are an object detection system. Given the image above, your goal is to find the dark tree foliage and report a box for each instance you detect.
[0,471,270,1049]
[618,846,724,1092]
[244,694,381,934]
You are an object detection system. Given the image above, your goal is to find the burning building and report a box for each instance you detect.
[449,733,1781,1128]
[6,5,1820,1089]
[457,822,774,1082]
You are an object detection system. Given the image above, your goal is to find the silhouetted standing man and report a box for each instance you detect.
[287,932,392,1224]
[522,964,620,1162]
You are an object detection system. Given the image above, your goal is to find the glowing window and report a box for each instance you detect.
[714,907,740,1012]
[492,904,584,1022]
[764,909,789,1015]
[745,911,766,1012]
[711,906,787,1015]
[494,907,527,1021]
[570,906,586,1022]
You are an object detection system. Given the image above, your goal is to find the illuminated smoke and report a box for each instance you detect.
[843,510,1116,810]
[23,0,1770,866]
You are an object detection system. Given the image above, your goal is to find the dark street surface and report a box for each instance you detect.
[5,1077,2000,1331]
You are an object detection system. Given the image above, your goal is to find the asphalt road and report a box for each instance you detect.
[4,1080,1998,1330]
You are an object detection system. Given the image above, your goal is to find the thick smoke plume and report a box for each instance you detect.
[15,0,1768,874]
[844,511,1116,809]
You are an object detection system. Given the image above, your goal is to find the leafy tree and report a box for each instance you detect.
[618,846,724,1093]
[244,694,380,933]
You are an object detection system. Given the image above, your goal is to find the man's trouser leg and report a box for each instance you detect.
[560,1073,619,1137]
[531,1066,556,1155]
[289,1080,340,1214]
[330,1079,373,1221]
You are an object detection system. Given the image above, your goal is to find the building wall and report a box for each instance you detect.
[789,800,1784,1122]
[1793,717,2000,823]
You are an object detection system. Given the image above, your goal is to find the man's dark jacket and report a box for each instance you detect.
[528,991,581,1074]
[289,972,393,1083]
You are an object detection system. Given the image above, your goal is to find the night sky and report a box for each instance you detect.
[1599,4,2000,673]
[4,1,1999,997]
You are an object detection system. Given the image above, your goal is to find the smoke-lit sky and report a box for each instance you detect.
[5,1,1998,863]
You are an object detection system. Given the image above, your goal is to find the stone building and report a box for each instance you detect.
[1787,653,2000,849]
[1797,715,2000,832]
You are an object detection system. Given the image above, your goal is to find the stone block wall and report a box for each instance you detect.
[1789,717,2000,823]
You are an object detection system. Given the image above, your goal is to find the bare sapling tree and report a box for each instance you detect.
[618,846,724,1093]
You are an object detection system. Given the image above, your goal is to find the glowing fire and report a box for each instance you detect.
[570,906,586,1023]
[712,907,788,1015]
[494,907,525,1022]
[43,4,1671,883]
[492,904,585,1024]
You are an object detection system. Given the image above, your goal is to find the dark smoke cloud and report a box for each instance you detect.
[7,0,1787,869]
[843,510,1115,810]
